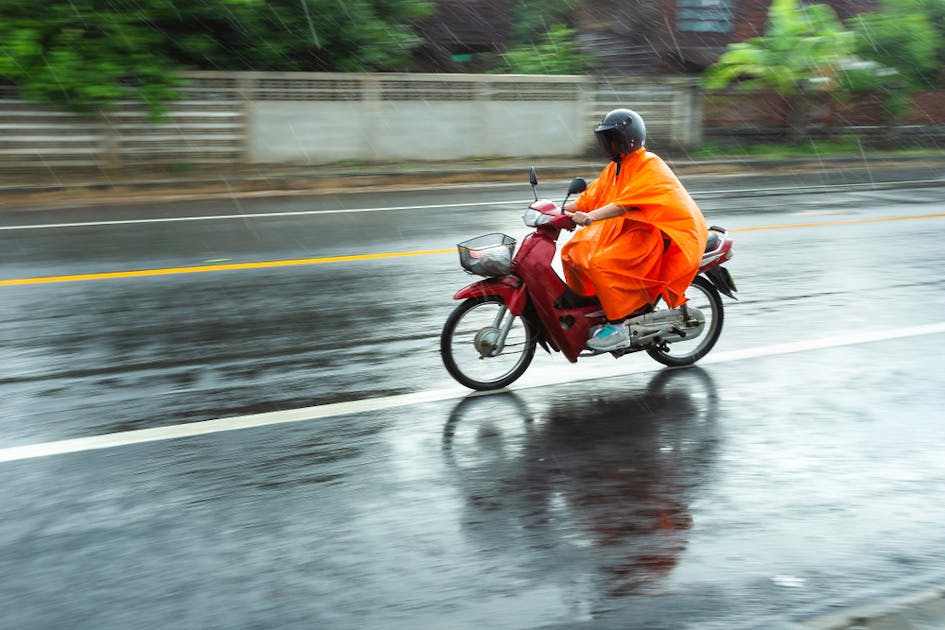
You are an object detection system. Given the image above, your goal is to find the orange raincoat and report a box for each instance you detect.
[562,150,708,320]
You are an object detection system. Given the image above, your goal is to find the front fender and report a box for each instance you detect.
[453,276,529,315]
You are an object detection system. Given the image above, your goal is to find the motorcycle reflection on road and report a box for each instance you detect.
[442,368,719,598]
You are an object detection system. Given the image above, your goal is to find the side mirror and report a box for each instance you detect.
[561,177,587,213]
[568,177,587,195]
[529,166,538,201]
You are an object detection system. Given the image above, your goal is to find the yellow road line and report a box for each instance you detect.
[730,212,945,232]
[2,212,944,287]
[0,248,454,286]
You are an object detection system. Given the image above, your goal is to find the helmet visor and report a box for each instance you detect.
[595,126,631,161]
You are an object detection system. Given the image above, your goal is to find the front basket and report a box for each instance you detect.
[457,233,516,277]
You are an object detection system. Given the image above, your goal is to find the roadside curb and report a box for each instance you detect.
[1,154,943,211]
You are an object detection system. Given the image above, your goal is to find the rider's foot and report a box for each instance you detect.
[586,320,631,352]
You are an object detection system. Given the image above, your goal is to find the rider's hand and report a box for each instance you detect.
[569,211,593,227]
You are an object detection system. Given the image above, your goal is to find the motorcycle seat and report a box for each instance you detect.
[705,226,728,253]
[705,231,721,253]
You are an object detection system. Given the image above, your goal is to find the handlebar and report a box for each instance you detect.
[550,213,576,230]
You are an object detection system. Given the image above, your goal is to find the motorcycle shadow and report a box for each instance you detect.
[441,367,720,598]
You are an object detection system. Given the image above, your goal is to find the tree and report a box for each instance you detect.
[918,0,945,80]
[702,0,855,142]
[483,0,587,75]
[0,0,181,115]
[848,0,941,88]
[841,0,942,142]
[157,0,433,73]
[0,0,433,116]
[491,24,590,75]
[507,0,579,48]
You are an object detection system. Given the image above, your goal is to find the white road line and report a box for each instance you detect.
[0,199,529,231]
[2,321,944,464]
[3,179,943,232]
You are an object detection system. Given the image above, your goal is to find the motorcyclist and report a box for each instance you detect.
[563,108,708,352]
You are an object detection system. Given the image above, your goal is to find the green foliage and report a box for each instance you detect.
[491,24,589,75]
[692,136,864,159]
[0,1,182,116]
[507,0,579,47]
[0,0,434,115]
[702,0,858,141]
[889,0,945,77]
[836,1,943,123]
[702,0,854,95]
[155,0,433,73]
[487,1,584,74]
[929,0,945,65]
[845,0,942,89]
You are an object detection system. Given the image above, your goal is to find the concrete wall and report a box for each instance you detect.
[0,72,702,171]
[243,73,699,165]
[250,100,586,163]
[249,102,355,163]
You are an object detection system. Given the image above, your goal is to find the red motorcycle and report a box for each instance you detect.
[441,168,737,391]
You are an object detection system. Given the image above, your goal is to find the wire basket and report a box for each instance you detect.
[457,233,516,277]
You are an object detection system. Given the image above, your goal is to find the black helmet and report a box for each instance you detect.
[595,108,646,162]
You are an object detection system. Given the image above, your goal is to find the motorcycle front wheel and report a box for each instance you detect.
[646,275,724,367]
[441,296,537,391]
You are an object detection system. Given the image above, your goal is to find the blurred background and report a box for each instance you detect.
[3,3,945,630]
[1,0,944,177]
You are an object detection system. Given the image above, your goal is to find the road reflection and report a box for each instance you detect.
[442,368,719,598]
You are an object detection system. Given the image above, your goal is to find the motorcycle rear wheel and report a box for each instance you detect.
[441,296,537,391]
[646,275,724,367]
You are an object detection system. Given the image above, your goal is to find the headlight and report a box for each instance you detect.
[522,208,554,227]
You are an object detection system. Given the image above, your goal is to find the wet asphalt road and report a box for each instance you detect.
[1,169,945,629]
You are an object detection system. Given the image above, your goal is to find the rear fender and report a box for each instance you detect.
[453,276,529,315]
[699,227,737,300]
[703,266,738,300]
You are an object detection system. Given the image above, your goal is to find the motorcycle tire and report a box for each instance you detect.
[441,296,537,391]
[646,275,724,367]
